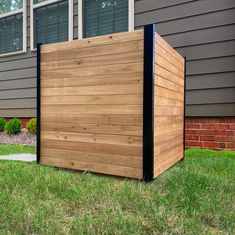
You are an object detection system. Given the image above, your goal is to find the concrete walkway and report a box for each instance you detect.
[0,154,36,162]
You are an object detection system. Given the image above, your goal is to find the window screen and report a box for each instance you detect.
[34,0,68,47]
[0,14,23,54]
[83,0,128,38]
[0,0,23,14]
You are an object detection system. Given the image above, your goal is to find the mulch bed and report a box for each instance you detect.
[0,129,36,146]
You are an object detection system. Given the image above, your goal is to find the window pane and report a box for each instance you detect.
[0,13,23,54]
[0,0,23,14]
[34,0,68,47]
[84,0,128,38]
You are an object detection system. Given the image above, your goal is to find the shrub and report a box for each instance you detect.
[5,118,21,134]
[26,118,37,134]
[0,118,6,132]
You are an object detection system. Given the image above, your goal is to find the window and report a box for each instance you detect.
[0,0,26,56]
[78,0,134,39]
[30,0,73,50]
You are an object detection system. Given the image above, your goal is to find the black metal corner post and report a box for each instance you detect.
[143,24,156,182]
[183,57,187,159]
[36,43,42,163]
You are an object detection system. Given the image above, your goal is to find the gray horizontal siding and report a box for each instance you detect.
[186,72,235,90]
[135,0,235,116]
[186,104,235,116]
[0,109,36,117]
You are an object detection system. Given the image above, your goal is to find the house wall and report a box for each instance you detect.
[135,0,235,117]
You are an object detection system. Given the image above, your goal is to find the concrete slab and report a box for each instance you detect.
[0,154,36,162]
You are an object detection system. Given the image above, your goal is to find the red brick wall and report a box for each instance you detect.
[6,118,32,128]
[185,117,235,150]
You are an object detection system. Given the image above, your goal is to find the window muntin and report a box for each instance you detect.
[83,0,128,38]
[31,0,73,50]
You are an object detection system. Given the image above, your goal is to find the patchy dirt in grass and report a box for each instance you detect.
[0,129,36,146]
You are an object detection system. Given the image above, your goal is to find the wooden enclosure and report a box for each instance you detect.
[37,24,185,181]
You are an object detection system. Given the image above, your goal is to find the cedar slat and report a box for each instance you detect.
[41,131,142,146]
[41,113,142,126]
[41,157,142,179]
[41,73,143,87]
[41,30,144,53]
[41,148,142,168]
[41,122,142,136]
[42,40,143,62]
[41,51,143,70]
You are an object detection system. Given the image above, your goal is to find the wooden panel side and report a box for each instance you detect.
[40,30,144,179]
[154,33,185,178]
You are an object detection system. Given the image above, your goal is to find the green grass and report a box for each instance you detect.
[0,144,36,155]
[0,149,234,234]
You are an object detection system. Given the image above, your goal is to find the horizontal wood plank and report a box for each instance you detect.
[41,104,142,115]
[155,54,184,79]
[41,62,143,79]
[41,122,142,136]
[155,75,184,93]
[41,139,142,157]
[155,96,184,108]
[41,40,143,62]
[155,85,184,100]
[41,84,142,96]
[41,94,143,105]
[41,147,142,168]
[41,30,144,53]
[41,51,143,71]
[41,73,143,87]
[154,121,183,135]
[155,65,184,87]
[154,150,183,177]
[41,113,143,126]
[155,42,184,72]
[41,131,142,146]
[41,156,142,179]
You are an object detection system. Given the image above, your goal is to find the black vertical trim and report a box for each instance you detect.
[143,24,156,182]
[36,43,42,164]
[183,57,187,159]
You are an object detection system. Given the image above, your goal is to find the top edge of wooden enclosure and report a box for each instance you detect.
[41,30,144,53]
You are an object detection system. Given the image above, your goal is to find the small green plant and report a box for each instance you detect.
[26,118,37,134]
[0,118,6,132]
[5,118,22,134]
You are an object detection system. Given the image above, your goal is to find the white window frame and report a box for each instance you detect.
[78,0,134,39]
[30,0,73,50]
[0,0,27,57]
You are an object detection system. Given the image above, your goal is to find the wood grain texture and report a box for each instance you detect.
[154,33,185,179]
[40,30,144,179]
[41,30,144,53]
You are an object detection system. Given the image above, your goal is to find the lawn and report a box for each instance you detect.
[0,144,36,155]
[0,149,234,234]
